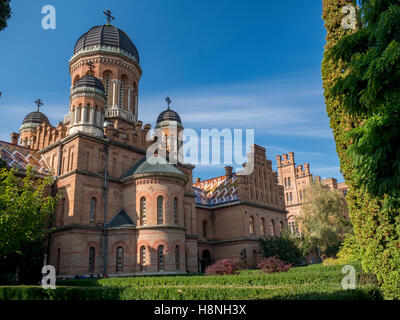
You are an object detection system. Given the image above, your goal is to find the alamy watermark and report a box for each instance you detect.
[341,264,356,290]
[341,5,357,30]
[41,5,56,30]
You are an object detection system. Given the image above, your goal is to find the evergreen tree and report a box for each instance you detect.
[322,0,400,299]
[0,0,11,31]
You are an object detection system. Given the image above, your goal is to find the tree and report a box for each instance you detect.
[0,0,11,31]
[322,0,400,299]
[258,230,304,265]
[0,166,57,284]
[296,182,351,257]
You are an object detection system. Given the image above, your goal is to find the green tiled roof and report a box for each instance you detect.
[121,156,185,178]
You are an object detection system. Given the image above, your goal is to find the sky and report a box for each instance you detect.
[0,0,344,182]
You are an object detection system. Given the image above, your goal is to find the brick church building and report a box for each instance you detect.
[0,18,289,277]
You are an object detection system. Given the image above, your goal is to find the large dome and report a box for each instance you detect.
[73,25,139,63]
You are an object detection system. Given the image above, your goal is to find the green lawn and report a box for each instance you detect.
[0,262,382,300]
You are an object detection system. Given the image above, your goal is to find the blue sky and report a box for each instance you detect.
[0,0,344,182]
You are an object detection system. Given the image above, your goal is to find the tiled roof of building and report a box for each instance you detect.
[0,141,51,175]
[121,155,185,178]
[107,209,135,228]
[193,174,239,206]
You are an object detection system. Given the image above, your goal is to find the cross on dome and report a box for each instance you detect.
[34,99,43,112]
[165,96,172,110]
[103,9,115,25]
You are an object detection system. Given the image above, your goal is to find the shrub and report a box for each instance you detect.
[258,231,304,265]
[258,256,293,274]
[205,259,239,276]
[336,233,361,264]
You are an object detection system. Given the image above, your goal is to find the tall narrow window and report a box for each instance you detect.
[288,177,291,187]
[284,177,287,187]
[173,197,178,224]
[140,197,146,225]
[280,221,284,232]
[90,197,96,225]
[299,190,303,201]
[271,219,276,236]
[249,216,255,235]
[119,79,124,107]
[116,246,123,273]
[157,196,163,224]
[290,192,293,202]
[175,245,180,271]
[89,247,95,273]
[286,193,289,203]
[260,217,265,236]
[140,246,146,272]
[157,245,164,272]
[105,75,110,99]
[56,248,61,274]
[202,220,207,240]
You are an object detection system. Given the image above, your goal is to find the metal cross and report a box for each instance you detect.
[165,96,172,109]
[35,99,43,112]
[86,61,95,70]
[103,9,115,25]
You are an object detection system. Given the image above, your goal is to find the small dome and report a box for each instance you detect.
[156,108,182,125]
[74,75,105,92]
[22,111,49,125]
[73,25,139,63]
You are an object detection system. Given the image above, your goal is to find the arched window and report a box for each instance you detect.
[289,220,299,235]
[175,245,180,271]
[157,245,164,272]
[286,193,289,203]
[90,197,97,225]
[89,247,95,273]
[202,220,207,240]
[288,177,291,187]
[157,196,163,224]
[116,246,123,273]
[260,217,266,236]
[280,221,284,232]
[173,197,178,224]
[249,216,255,235]
[140,246,146,272]
[140,197,146,225]
[271,219,276,236]
[284,177,287,187]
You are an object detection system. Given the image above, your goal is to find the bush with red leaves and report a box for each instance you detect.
[258,256,293,274]
[205,259,240,276]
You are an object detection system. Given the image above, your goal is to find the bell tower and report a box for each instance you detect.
[68,11,142,126]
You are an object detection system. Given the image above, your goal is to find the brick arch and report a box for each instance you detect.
[153,239,169,252]
[171,239,184,249]
[86,191,102,203]
[111,240,129,253]
[84,241,100,253]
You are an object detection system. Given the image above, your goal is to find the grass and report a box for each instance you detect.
[0,262,382,300]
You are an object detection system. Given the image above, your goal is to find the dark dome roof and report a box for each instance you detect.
[22,111,49,125]
[74,75,105,92]
[156,108,182,124]
[73,25,139,63]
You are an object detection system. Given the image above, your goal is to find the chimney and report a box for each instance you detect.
[10,132,20,145]
[195,177,201,183]
[289,152,294,163]
[225,166,233,177]
[304,163,310,175]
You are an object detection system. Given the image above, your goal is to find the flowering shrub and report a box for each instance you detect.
[258,256,293,274]
[205,259,239,276]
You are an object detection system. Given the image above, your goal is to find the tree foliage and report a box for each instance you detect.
[297,182,351,256]
[322,0,400,299]
[0,166,57,283]
[258,231,304,265]
[0,0,11,31]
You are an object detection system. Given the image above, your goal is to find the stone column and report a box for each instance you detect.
[112,81,117,108]
[74,107,80,124]
[89,107,95,125]
[127,87,132,112]
[82,106,87,123]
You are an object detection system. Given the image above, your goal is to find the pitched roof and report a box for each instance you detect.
[122,155,185,178]
[193,174,239,206]
[107,209,135,228]
[0,141,51,175]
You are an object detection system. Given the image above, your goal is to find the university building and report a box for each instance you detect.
[0,18,289,277]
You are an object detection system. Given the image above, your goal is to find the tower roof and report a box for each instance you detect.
[22,111,49,125]
[156,108,182,126]
[122,156,186,179]
[73,25,139,63]
[73,75,105,92]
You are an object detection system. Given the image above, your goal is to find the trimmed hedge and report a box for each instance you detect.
[0,263,381,300]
